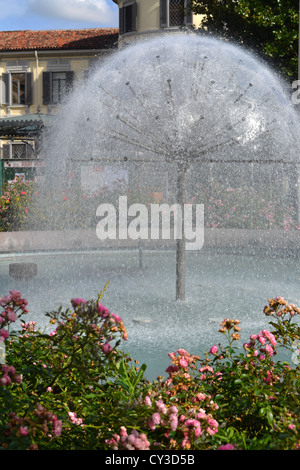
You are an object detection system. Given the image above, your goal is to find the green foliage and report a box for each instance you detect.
[191,0,299,81]
[0,179,41,232]
[2,177,298,232]
[0,287,300,450]
[0,176,169,232]
[115,360,148,402]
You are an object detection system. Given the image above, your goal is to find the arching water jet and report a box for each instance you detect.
[41,34,300,303]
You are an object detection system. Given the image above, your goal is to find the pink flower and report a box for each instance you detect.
[195,393,206,401]
[179,357,188,368]
[127,434,136,446]
[6,310,17,322]
[71,298,86,307]
[169,405,178,414]
[52,418,62,437]
[166,365,179,374]
[19,426,29,436]
[0,375,11,385]
[258,335,266,345]
[147,418,156,430]
[9,290,21,302]
[209,345,218,354]
[98,302,110,317]
[156,400,167,415]
[144,396,151,407]
[207,417,218,429]
[218,443,235,450]
[265,344,274,356]
[170,415,178,431]
[110,313,122,323]
[68,412,83,426]
[194,424,202,438]
[261,330,277,346]
[177,348,189,356]
[102,342,112,354]
[168,352,176,360]
[152,412,161,425]
[0,329,9,340]
[0,295,12,306]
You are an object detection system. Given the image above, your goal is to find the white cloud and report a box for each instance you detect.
[28,0,115,25]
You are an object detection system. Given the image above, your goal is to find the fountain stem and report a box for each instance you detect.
[176,160,188,301]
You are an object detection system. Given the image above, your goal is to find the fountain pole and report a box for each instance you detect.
[176,160,188,301]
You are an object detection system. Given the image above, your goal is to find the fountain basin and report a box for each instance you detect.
[1,248,299,379]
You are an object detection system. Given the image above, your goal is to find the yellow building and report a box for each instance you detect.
[0,28,118,185]
[113,0,202,47]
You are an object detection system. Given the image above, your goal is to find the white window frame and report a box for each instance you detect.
[4,61,32,108]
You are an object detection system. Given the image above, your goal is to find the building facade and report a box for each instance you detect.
[0,28,118,186]
[113,0,202,47]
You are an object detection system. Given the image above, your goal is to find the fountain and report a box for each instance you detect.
[1,34,300,379]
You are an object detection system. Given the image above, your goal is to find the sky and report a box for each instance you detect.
[0,0,119,31]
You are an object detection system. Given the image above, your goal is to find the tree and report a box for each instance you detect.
[191,0,299,82]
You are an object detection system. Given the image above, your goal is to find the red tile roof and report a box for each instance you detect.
[0,28,119,52]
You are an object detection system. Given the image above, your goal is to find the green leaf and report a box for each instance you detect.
[266,410,274,426]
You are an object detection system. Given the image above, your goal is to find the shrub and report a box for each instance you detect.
[0,287,299,450]
[2,177,299,232]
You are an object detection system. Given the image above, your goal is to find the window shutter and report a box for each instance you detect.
[185,0,193,25]
[1,73,10,105]
[131,2,137,32]
[66,71,75,92]
[119,7,124,35]
[42,71,52,105]
[2,144,11,159]
[25,72,33,105]
[160,0,168,28]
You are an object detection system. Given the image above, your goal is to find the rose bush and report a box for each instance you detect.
[0,287,299,450]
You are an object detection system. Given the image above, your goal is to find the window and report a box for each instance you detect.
[2,142,35,160]
[169,0,185,26]
[119,1,137,35]
[1,72,32,106]
[12,143,27,159]
[43,71,74,105]
[52,72,67,104]
[12,74,25,105]
[160,0,192,28]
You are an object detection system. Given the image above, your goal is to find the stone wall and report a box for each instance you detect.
[0,229,299,254]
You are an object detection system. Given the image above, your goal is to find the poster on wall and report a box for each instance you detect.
[15,173,26,182]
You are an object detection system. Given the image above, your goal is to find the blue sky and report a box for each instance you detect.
[0,0,119,31]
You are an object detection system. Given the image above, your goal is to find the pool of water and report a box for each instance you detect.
[1,249,299,379]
